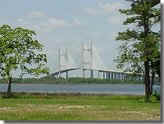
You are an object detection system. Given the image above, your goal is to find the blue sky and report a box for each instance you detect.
[1,0,158,76]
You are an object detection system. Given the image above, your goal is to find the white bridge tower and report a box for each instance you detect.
[57,48,69,78]
[81,40,94,78]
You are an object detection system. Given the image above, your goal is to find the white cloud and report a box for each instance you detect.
[17,18,24,22]
[84,2,126,25]
[84,2,125,16]
[48,17,70,28]
[27,11,46,18]
[32,25,42,31]
[73,18,81,25]
[98,2,125,14]
[108,14,123,24]
[84,8,100,16]
[17,11,82,33]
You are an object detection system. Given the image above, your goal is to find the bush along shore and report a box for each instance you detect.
[0,77,145,84]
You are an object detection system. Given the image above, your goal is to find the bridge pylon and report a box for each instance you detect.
[81,40,94,78]
[57,48,69,79]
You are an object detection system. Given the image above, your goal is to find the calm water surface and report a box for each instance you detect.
[0,83,145,95]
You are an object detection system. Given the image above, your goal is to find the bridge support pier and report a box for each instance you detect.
[66,71,68,79]
[117,73,120,80]
[111,72,113,80]
[103,72,105,79]
[108,72,110,80]
[104,72,107,79]
[114,72,116,79]
[114,72,117,79]
[82,69,85,78]
[115,73,117,80]
[109,72,112,80]
[123,74,125,80]
[123,73,125,80]
[125,74,127,80]
[90,70,94,78]
[107,72,109,79]
[119,73,122,80]
[58,72,61,78]
[119,73,121,80]
[113,72,115,79]
[98,71,100,78]
[110,72,112,80]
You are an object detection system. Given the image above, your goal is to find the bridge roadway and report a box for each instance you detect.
[51,67,80,76]
[51,67,143,80]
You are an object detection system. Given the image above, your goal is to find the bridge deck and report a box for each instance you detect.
[51,67,143,76]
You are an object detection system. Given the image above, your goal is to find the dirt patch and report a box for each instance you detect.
[0,107,17,111]
[58,105,90,110]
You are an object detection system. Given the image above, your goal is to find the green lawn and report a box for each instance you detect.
[0,93,160,120]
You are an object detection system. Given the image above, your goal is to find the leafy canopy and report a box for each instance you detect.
[0,24,49,79]
[115,0,160,73]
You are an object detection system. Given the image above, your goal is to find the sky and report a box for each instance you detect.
[0,0,156,76]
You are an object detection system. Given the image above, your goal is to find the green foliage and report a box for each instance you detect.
[115,1,160,73]
[153,93,160,101]
[0,24,49,80]
[0,77,144,84]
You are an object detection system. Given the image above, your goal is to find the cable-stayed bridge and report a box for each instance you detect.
[51,41,143,80]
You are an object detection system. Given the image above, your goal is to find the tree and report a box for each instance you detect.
[115,0,160,102]
[0,25,49,96]
[150,50,160,95]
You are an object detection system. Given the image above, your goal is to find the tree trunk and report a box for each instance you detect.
[142,2,151,102]
[144,61,151,102]
[7,77,12,97]
[150,71,155,95]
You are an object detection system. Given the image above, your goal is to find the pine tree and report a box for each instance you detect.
[116,0,160,102]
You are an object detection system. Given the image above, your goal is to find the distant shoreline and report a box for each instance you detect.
[0,92,144,97]
[0,82,144,84]
[0,77,145,84]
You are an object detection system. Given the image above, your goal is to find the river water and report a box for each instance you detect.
[0,83,145,95]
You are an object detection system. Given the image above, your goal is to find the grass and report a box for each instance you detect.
[0,92,160,120]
